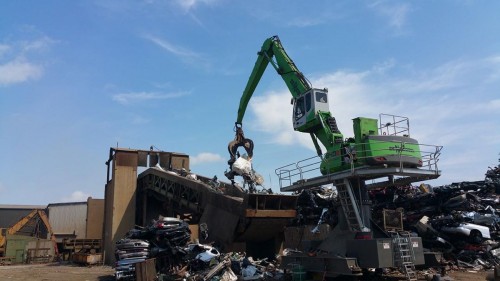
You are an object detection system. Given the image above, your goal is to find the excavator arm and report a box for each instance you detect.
[235,35,311,124]
[230,35,428,179]
[0,209,58,257]
[0,209,38,251]
[229,35,344,171]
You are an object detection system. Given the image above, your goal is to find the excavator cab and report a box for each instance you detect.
[292,88,330,131]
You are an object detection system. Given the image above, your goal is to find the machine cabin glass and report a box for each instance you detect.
[313,89,330,112]
[293,89,330,130]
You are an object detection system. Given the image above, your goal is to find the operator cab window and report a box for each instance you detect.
[295,97,305,119]
[305,92,312,112]
[316,92,327,103]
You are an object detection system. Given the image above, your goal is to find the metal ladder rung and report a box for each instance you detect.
[391,231,417,281]
[336,179,366,232]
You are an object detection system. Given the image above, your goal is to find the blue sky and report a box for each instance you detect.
[1,0,499,205]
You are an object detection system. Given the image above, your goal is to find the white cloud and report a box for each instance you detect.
[286,9,344,27]
[483,55,500,82]
[0,36,55,86]
[176,0,197,11]
[112,91,189,105]
[372,59,396,74]
[0,44,10,57]
[145,35,199,58]
[287,18,324,28]
[249,59,486,147]
[132,115,150,124]
[488,99,500,110]
[251,91,313,147]
[190,152,225,165]
[387,4,410,29]
[249,70,375,152]
[174,0,220,12]
[368,1,411,33]
[247,56,500,183]
[487,55,500,64]
[397,60,468,92]
[0,60,43,85]
[22,36,56,52]
[61,191,90,202]
[144,35,210,68]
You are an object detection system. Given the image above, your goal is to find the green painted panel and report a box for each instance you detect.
[5,234,38,263]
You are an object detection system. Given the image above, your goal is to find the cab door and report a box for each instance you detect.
[293,90,313,130]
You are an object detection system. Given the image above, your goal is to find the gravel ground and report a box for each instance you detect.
[0,263,115,281]
[0,263,492,281]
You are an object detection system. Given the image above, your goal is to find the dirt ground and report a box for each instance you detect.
[0,263,492,281]
[0,263,115,281]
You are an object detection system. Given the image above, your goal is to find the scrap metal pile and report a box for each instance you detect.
[293,164,500,270]
[115,217,284,281]
[115,217,191,279]
[384,164,500,270]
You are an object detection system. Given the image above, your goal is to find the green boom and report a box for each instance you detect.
[235,36,422,175]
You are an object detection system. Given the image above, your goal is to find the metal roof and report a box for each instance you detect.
[0,204,46,209]
[0,209,47,229]
[47,201,87,207]
[111,147,189,156]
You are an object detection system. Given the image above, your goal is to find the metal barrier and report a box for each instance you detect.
[275,140,442,190]
[379,114,411,136]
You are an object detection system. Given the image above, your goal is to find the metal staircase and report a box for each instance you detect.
[335,179,367,231]
[391,231,417,281]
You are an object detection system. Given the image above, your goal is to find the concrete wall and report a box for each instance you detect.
[103,150,138,265]
[102,148,191,265]
[86,198,104,239]
[171,154,190,170]
[48,203,87,240]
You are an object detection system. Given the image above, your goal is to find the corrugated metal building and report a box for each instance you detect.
[47,198,105,242]
[47,198,104,261]
[0,205,47,230]
[47,202,87,241]
[1,200,105,262]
